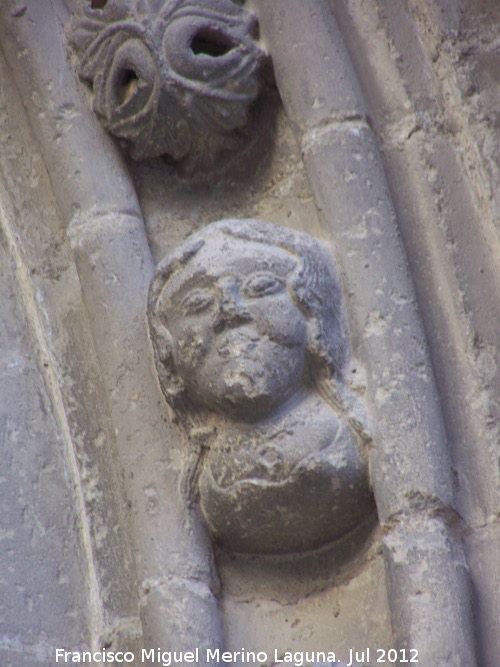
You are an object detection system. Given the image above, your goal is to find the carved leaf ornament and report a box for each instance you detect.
[69,0,263,164]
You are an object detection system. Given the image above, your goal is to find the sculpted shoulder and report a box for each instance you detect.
[198,392,374,554]
[148,219,374,554]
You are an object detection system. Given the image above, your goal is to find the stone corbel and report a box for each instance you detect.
[67,0,264,169]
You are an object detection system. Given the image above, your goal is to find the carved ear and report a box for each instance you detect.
[155,336,186,409]
[154,323,173,364]
[302,287,348,381]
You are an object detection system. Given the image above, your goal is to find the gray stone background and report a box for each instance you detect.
[1,0,500,665]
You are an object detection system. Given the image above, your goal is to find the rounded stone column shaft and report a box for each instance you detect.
[252,0,477,661]
[0,1,223,662]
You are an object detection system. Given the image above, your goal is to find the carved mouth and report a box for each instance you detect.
[222,368,273,412]
[218,329,260,359]
[190,27,237,58]
[70,0,263,162]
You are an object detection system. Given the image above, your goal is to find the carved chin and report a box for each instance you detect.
[217,364,276,418]
[185,327,305,418]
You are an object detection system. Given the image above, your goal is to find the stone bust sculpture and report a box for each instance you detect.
[148,219,374,554]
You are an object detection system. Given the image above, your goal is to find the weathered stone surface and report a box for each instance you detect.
[68,0,264,167]
[254,0,364,133]
[301,124,453,515]
[255,0,478,661]
[383,516,476,665]
[136,108,393,656]
[149,219,374,554]
[0,41,144,662]
[0,231,90,664]
[1,3,224,661]
[330,1,500,663]
[2,0,500,663]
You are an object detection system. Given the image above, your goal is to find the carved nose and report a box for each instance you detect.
[214,280,251,332]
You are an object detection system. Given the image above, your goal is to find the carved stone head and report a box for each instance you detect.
[148,220,372,553]
[69,0,263,166]
[148,218,349,421]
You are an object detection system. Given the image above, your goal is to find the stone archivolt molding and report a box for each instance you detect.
[68,0,263,165]
[0,0,483,662]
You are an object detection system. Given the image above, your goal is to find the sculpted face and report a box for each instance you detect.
[149,221,372,554]
[158,238,308,420]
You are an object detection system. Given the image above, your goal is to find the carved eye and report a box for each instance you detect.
[242,273,285,298]
[180,289,214,315]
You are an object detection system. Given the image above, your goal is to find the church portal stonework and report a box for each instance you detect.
[1,1,500,665]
